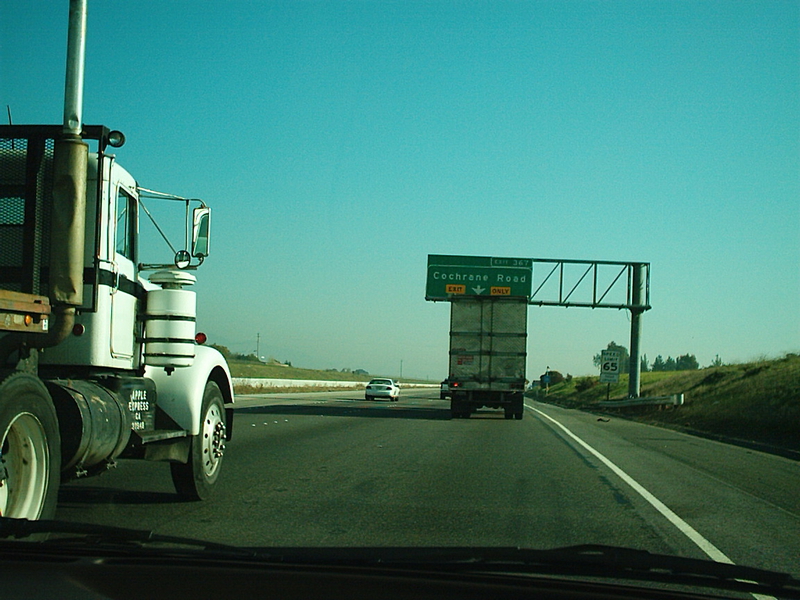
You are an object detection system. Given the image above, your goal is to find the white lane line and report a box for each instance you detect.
[528,404,734,564]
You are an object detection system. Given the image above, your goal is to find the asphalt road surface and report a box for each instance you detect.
[56,388,800,576]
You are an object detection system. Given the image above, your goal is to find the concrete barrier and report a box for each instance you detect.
[233,378,365,389]
[233,378,439,390]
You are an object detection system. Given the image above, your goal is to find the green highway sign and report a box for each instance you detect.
[426,254,533,300]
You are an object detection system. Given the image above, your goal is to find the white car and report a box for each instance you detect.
[365,378,400,401]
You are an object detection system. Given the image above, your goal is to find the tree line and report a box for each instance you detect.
[593,341,709,373]
[643,353,699,372]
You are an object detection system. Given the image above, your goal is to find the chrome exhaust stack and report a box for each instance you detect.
[48,0,89,346]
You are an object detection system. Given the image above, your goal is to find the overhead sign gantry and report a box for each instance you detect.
[426,254,651,398]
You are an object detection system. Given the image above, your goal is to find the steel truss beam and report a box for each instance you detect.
[527,259,650,399]
[528,259,650,311]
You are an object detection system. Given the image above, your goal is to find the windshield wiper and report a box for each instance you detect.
[0,517,245,555]
[246,545,800,598]
[420,545,800,598]
[405,544,792,584]
[3,520,798,599]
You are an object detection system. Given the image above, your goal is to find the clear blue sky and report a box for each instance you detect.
[3,1,798,379]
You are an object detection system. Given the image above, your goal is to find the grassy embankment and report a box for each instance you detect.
[530,354,800,454]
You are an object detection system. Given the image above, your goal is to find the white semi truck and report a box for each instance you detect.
[0,1,233,520]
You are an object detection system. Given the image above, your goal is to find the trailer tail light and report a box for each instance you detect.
[195,332,207,345]
[451,381,461,388]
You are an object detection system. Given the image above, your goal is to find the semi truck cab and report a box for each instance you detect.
[0,125,233,519]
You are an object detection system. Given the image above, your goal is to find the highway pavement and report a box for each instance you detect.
[56,388,800,577]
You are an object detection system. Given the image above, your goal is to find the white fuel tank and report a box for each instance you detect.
[143,270,197,368]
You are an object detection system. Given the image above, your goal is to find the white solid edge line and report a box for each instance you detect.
[528,404,734,565]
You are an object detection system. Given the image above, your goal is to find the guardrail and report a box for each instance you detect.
[599,394,684,408]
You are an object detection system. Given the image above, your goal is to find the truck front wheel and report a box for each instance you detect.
[171,381,226,501]
[0,373,61,520]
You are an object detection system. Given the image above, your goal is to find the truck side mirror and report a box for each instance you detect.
[192,207,211,258]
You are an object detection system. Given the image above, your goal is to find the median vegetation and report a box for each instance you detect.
[530,354,800,454]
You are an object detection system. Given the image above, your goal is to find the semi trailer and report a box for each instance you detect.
[447,298,527,419]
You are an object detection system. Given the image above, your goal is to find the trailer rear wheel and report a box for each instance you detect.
[171,381,226,501]
[0,373,61,520]
[513,394,525,420]
[450,398,468,419]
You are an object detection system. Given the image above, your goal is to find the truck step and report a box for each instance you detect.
[132,429,188,444]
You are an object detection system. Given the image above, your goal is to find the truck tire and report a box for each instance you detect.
[514,394,525,420]
[0,373,61,520]
[171,381,226,501]
[450,398,470,419]
[450,398,460,419]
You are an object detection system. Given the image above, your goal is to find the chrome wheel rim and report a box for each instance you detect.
[0,413,50,519]
[200,403,225,479]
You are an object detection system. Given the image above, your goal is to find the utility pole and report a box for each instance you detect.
[256,332,260,358]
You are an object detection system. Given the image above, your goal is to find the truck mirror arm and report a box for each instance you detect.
[136,192,211,271]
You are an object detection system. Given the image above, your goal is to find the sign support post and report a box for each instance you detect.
[628,263,647,398]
